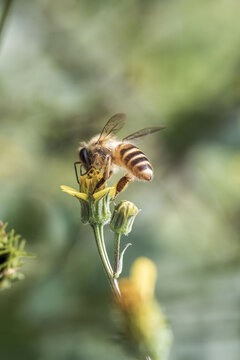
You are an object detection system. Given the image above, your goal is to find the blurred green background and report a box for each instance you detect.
[0,0,240,359]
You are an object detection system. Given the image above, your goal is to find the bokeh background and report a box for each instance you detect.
[0,0,240,359]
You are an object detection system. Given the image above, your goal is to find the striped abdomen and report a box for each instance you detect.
[115,143,153,181]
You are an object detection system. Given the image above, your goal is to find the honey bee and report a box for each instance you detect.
[75,113,165,196]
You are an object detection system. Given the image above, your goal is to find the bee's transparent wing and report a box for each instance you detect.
[98,113,126,142]
[122,126,165,141]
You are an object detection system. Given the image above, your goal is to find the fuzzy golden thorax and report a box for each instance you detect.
[78,134,121,171]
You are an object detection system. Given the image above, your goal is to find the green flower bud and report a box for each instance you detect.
[88,191,112,225]
[110,200,139,235]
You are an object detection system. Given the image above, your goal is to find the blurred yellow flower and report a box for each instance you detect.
[131,257,157,301]
[116,257,172,360]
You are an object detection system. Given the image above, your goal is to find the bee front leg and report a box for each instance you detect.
[74,161,82,183]
[115,173,135,198]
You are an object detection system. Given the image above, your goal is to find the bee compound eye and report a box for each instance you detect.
[79,148,89,165]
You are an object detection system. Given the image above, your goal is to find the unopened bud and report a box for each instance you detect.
[110,201,139,235]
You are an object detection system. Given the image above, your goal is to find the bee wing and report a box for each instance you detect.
[122,126,165,141]
[98,113,126,142]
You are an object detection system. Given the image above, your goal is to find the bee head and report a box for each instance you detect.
[78,146,91,170]
[78,137,108,171]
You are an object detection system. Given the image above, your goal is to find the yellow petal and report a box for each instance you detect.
[60,185,88,201]
[130,257,157,301]
[93,187,116,200]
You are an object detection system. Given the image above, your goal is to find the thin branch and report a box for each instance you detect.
[91,224,121,299]
[113,232,121,277]
[0,0,14,43]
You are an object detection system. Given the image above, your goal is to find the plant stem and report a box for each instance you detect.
[99,224,113,274]
[91,224,121,299]
[0,0,14,43]
[114,232,121,277]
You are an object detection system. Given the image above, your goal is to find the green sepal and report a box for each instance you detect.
[88,190,112,225]
[79,199,90,224]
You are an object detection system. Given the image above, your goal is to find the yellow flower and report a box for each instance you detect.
[60,168,116,201]
[130,257,157,301]
[116,258,155,312]
[116,257,172,360]
[60,168,116,225]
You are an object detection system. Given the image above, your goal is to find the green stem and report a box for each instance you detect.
[113,232,121,277]
[99,224,113,274]
[0,0,14,43]
[91,224,121,299]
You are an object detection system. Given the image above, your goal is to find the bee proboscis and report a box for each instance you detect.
[75,113,165,196]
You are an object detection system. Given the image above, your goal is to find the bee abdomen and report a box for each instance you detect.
[117,144,153,181]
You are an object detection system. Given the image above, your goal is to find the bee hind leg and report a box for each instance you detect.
[94,170,113,192]
[115,173,135,198]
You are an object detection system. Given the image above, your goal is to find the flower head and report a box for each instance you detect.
[61,168,116,225]
[61,168,116,200]
[115,257,172,360]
